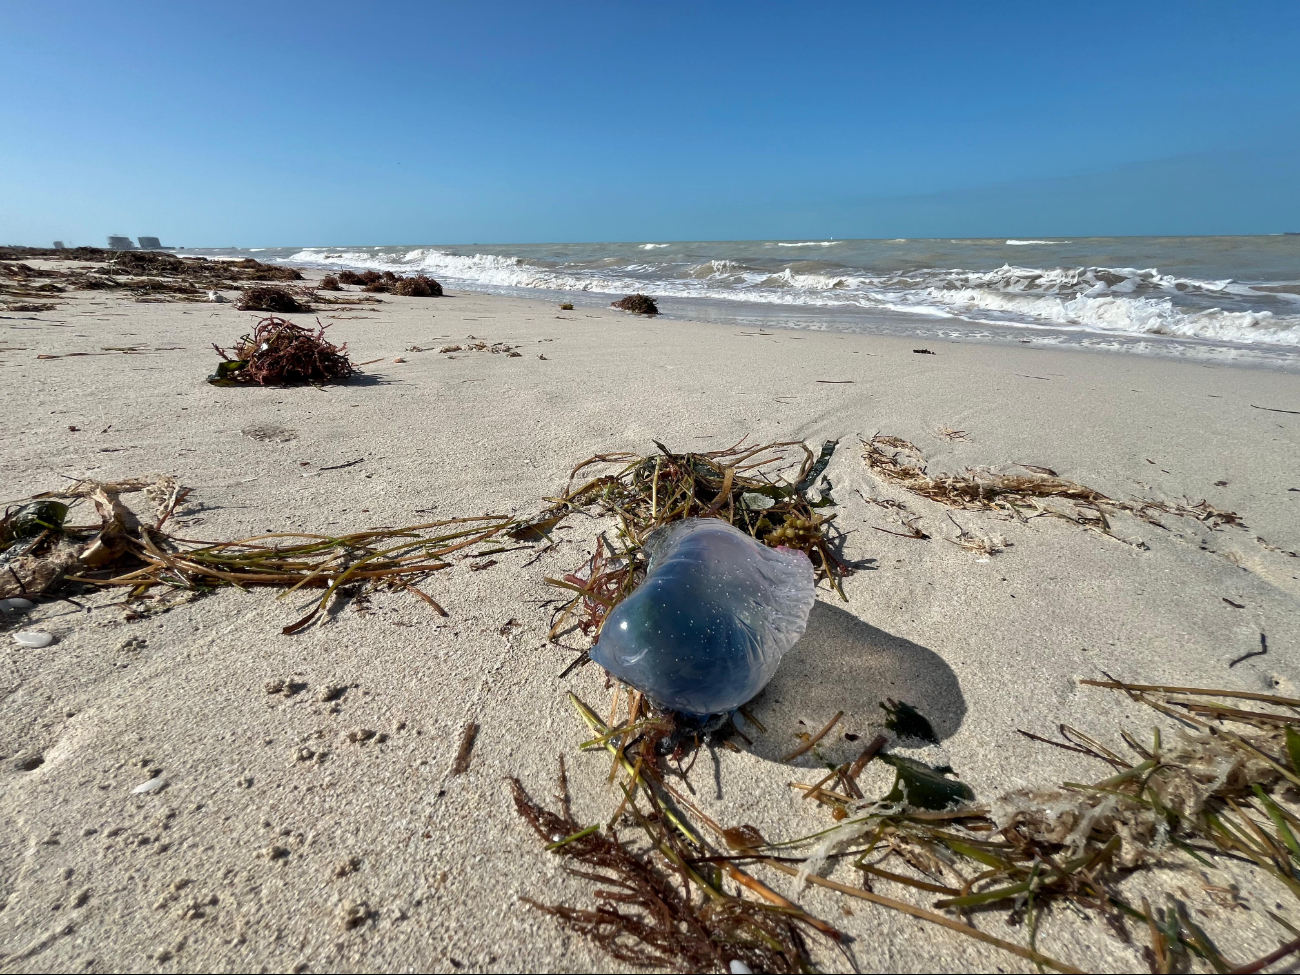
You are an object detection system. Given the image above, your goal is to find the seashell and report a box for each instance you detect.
[132,776,167,794]
[590,518,815,716]
[0,598,36,613]
[12,630,54,648]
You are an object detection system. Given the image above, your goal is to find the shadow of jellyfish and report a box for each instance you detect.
[739,601,967,768]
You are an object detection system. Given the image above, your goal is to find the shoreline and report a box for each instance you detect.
[2,273,1299,972]
[170,234,1300,371]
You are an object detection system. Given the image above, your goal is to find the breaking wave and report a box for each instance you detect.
[282,244,1300,350]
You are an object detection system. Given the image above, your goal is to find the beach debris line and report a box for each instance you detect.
[209,315,354,386]
[1,248,302,308]
[862,434,1256,549]
[235,286,310,313]
[514,676,1300,975]
[437,340,522,357]
[611,294,659,315]
[590,519,816,715]
[99,249,302,283]
[0,475,534,632]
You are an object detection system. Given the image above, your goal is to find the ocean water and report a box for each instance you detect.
[193,236,1300,365]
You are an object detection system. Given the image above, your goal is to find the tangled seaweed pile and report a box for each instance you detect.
[334,269,443,296]
[512,750,817,973]
[611,294,659,315]
[210,316,354,386]
[235,286,310,313]
[540,439,854,653]
[389,274,442,297]
[515,679,1300,974]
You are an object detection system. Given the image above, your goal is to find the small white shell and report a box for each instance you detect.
[0,598,35,613]
[132,776,167,794]
[12,631,54,648]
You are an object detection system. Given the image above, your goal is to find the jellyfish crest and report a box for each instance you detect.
[590,518,815,716]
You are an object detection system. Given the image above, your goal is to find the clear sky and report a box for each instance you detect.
[2,1,1298,246]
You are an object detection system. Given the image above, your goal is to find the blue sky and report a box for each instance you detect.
[2,1,1297,246]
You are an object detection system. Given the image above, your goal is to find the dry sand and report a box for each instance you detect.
[1,273,1299,972]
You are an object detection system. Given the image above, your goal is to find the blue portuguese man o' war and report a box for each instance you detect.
[589,518,817,716]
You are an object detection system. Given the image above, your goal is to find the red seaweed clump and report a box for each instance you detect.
[612,294,659,315]
[210,316,354,386]
[392,274,443,297]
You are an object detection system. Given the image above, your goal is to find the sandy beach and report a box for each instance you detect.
[2,269,1299,973]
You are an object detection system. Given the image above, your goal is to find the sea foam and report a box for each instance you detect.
[280,243,1300,351]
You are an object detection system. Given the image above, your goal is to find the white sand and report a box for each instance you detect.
[2,275,1298,972]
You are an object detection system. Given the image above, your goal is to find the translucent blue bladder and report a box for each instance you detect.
[590,518,816,716]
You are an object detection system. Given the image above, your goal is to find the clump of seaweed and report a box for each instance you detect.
[210,315,353,386]
[349,270,444,296]
[517,676,1300,974]
[318,274,341,291]
[391,274,443,297]
[612,294,659,315]
[541,439,853,654]
[511,710,831,973]
[362,271,398,292]
[236,286,310,313]
[559,302,574,310]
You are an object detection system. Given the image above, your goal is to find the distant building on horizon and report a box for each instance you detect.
[52,241,65,249]
[107,235,135,250]
[138,236,162,250]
